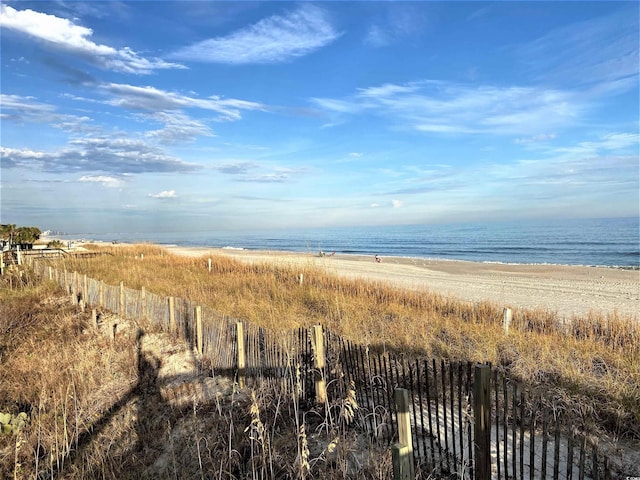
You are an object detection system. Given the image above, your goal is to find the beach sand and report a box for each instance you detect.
[163,246,639,320]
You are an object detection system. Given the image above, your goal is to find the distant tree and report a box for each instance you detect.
[14,227,42,245]
[0,225,42,246]
[0,224,17,241]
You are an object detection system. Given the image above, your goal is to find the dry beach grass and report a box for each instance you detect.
[60,244,639,437]
[1,243,638,478]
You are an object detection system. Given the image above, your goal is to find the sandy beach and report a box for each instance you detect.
[162,246,640,320]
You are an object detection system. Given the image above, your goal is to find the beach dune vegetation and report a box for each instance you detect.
[54,243,639,440]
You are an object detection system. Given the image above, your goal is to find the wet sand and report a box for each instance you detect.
[164,246,639,320]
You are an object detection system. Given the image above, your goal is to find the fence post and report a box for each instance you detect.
[392,388,414,480]
[195,306,203,355]
[208,258,212,273]
[236,321,246,388]
[141,287,147,321]
[168,297,176,333]
[16,245,21,266]
[474,364,492,480]
[91,309,97,328]
[99,280,104,307]
[503,308,512,334]
[119,281,125,317]
[311,325,327,404]
[48,266,53,281]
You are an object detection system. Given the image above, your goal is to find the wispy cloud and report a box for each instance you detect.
[312,80,582,136]
[514,133,557,145]
[214,161,258,175]
[517,7,638,91]
[142,111,214,144]
[148,190,177,199]
[170,5,340,64]
[78,175,126,188]
[383,132,639,205]
[0,93,95,133]
[365,4,427,47]
[1,138,200,175]
[0,4,184,74]
[103,83,266,121]
[240,168,306,183]
[213,161,309,183]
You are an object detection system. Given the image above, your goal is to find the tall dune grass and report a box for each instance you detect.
[0,275,393,478]
[53,244,639,439]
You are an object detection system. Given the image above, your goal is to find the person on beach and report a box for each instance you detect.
[375,254,381,263]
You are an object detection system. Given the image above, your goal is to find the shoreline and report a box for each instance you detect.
[50,237,640,320]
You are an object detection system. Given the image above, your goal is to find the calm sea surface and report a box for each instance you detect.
[59,217,639,268]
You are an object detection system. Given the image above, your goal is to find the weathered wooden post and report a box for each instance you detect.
[119,281,125,317]
[99,280,104,307]
[72,271,78,297]
[141,287,147,321]
[83,274,88,303]
[236,321,246,388]
[195,306,203,355]
[392,388,414,480]
[299,273,304,285]
[69,271,75,305]
[16,245,21,266]
[474,364,492,480]
[91,309,97,328]
[207,258,212,273]
[168,296,176,333]
[503,308,512,334]
[311,325,327,404]
[48,266,53,281]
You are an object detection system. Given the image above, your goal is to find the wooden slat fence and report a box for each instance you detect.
[30,260,625,480]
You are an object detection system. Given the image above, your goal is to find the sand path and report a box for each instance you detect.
[165,246,639,320]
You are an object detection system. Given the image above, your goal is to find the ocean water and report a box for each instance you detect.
[59,217,639,268]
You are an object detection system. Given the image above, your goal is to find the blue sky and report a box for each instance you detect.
[1,1,638,234]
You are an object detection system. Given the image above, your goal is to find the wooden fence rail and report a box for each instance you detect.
[29,260,622,480]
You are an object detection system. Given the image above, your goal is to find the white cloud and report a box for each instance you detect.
[518,8,638,90]
[171,5,340,64]
[313,80,584,136]
[103,83,266,121]
[514,133,557,145]
[348,152,363,157]
[0,4,184,74]
[0,93,94,133]
[143,111,214,144]
[149,190,177,199]
[1,146,45,159]
[2,140,200,175]
[392,199,403,208]
[364,4,427,47]
[78,175,125,188]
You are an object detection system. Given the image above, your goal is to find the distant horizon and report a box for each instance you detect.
[2,2,638,232]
